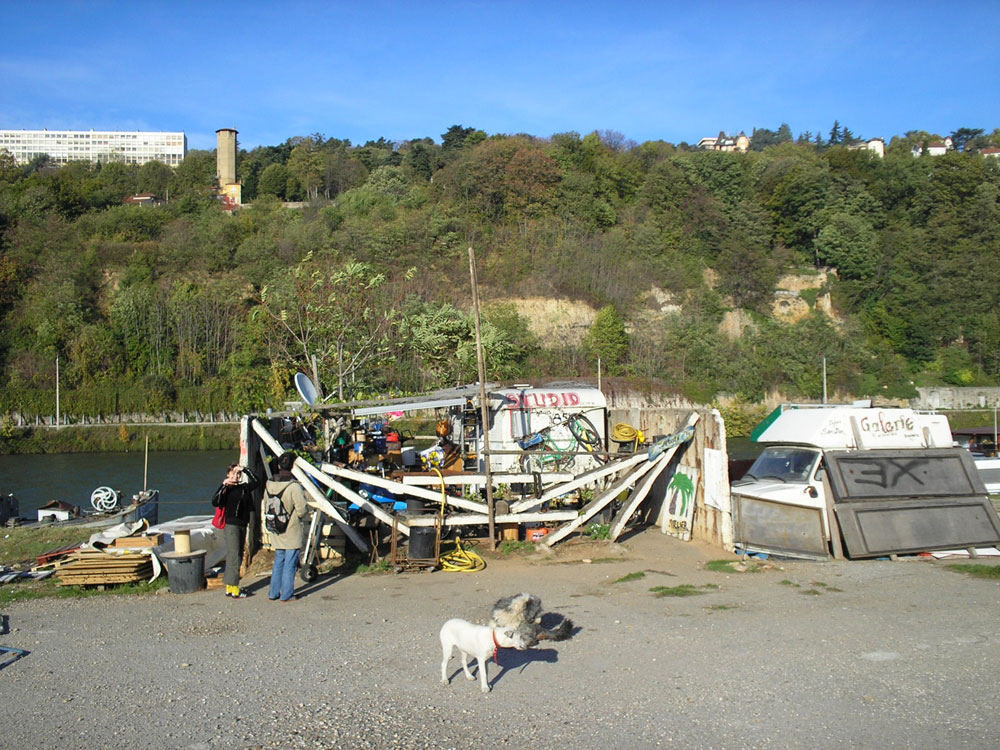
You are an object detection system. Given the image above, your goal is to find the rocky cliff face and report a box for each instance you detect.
[508,270,840,346]
[511,297,598,346]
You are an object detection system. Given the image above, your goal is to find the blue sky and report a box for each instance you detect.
[2,1,997,151]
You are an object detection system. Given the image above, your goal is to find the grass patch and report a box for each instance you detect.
[948,563,1000,579]
[810,581,829,588]
[0,577,169,607]
[588,557,624,564]
[0,526,92,567]
[706,560,737,573]
[800,589,822,595]
[706,559,766,573]
[583,523,611,540]
[779,579,801,587]
[496,540,535,555]
[355,558,393,575]
[649,584,709,597]
[706,603,740,611]
[613,571,646,584]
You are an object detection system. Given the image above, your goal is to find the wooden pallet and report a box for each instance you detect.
[112,533,164,548]
[55,549,153,586]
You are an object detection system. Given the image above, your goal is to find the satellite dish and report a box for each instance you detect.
[294,372,319,406]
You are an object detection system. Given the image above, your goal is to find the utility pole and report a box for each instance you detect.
[822,355,827,404]
[468,247,496,551]
[55,356,60,428]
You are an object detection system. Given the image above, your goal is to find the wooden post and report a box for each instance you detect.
[143,435,149,492]
[469,247,496,551]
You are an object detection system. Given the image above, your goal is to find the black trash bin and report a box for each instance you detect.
[161,550,207,594]
[406,498,428,515]
[408,527,437,560]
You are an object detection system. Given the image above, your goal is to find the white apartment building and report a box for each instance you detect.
[0,129,187,167]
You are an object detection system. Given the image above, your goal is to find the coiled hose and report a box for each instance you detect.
[439,535,486,572]
[611,422,644,450]
[430,468,486,572]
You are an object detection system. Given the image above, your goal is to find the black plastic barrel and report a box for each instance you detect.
[408,527,437,560]
[406,498,428,515]
[161,550,207,594]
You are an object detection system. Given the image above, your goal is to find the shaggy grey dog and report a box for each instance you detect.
[489,592,573,646]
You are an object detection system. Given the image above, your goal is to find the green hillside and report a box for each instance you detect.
[1,123,999,418]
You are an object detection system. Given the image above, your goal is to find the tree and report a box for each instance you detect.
[815,212,879,280]
[441,125,486,161]
[583,305,628,375]
[287,138,324,201]
[716,202,778,310]
[137,160,172,197]
[258,163,290,199]
[828,121,842,146]
[950,127,984,152]
[254,254,414,400]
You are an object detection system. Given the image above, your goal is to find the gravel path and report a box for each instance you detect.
[1,530,998,749]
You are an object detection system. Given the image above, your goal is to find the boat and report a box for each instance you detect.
[21,488,159,529]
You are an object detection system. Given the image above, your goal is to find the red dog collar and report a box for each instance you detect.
[492,629,501,665]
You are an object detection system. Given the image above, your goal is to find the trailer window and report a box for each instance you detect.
[741,447,819,484]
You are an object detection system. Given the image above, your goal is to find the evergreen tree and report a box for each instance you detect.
[583,306,629,376]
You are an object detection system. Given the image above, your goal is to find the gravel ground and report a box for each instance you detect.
[1,529,998,750]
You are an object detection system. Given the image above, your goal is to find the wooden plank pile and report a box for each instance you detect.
[55,548,153,586]
[319,523,347,560]
[111,533,163,548]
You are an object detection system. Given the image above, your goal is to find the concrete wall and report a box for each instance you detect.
[912,387,1000,410]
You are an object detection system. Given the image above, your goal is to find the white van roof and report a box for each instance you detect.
[754,407,952,450]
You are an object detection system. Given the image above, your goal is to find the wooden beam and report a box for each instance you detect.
[406,510,578,527]
[510,452,648,513]
[397,471,574,486]
[609,456,672,541]
[543,456,664,546]
[320,462,487,514]
[609,412,700,541]
[297,460,410,536]
[250,419,369,553]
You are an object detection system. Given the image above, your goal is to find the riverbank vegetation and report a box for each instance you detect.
[2,124,999,423]
[0,423,237,454]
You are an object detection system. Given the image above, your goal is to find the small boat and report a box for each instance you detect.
[23,488,159,529]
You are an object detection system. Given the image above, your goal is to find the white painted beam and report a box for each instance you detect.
[250,419,368,552]
[543,456,664,546]
[609,412,700,541]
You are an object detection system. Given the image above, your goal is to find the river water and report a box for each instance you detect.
[1,438,765,524]
[0,450,237,523]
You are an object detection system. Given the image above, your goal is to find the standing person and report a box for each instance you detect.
[266,451,309,602]
[212,461,261,599]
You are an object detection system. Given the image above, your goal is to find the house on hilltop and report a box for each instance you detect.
[847,137,885,158]
[912,137,953,157]
[698,131,750,153]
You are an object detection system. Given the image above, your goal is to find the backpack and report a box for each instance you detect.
[264,484,292,534]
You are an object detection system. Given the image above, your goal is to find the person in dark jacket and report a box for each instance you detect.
[212,462,261,599]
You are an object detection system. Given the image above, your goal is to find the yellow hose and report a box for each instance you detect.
[430,468,486,572]
[611,422,644,445]
[440,536,486,572]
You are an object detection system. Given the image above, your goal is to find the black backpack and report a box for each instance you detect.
[264,484,292,534]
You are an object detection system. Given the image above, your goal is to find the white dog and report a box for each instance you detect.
[439,618,530,693]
